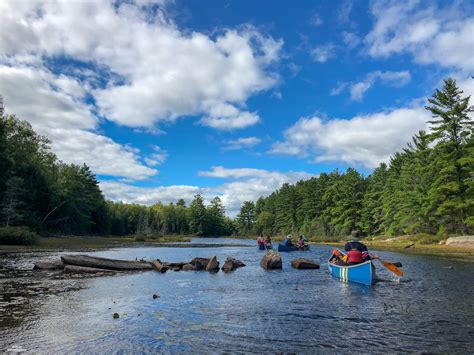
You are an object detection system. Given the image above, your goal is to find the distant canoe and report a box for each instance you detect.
[327,251,376,286]
[277,244,310,252]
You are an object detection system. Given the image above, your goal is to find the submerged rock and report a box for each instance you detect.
[182,263,197,271]
[113,313,119,319]
[291,258,320,269]
[206,256,219,273]
[221,257,246,273]
[260,251,282,270]
[153,294,160,299]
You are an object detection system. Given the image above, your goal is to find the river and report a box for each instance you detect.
[1,238,473,353]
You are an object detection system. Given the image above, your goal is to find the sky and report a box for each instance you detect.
[0,0,473,216]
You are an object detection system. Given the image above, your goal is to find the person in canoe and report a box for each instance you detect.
[264,235,273,249]
[257,235,264,247]
[283,235,294,247]
[344,230,378,265]
[298,235,306,249]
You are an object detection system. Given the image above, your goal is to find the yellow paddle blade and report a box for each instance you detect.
[381,259,403,277]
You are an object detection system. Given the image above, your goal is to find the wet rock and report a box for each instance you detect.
[113,313,119,319]
[61,255,153,271]
[153,294,160,299]
[182,263,197,271]
[221,257,246,273]
[205,256,219,273]
[291,258,320,269]
[33,260,64,270]
[164,262,187,271]
[190,257,210,270]
[260,251,282,270]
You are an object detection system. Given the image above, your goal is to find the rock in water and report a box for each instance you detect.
[190,257,210,270]
[64,265,115,273]
[113,313,119,319]
[291,258,320,269]
[221,257,246,273]
[260,251,282,270]
[206,256,219,272]
[182,263,197,271]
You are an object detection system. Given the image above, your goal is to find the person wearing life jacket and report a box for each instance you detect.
[257,235,263,247]
[284,235,294,247]
[344,230,373,265]
[264,235,273,249]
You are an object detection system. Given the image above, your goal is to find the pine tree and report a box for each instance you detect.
[425,78,473,234]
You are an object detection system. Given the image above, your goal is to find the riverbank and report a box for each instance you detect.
[0,235,191,253]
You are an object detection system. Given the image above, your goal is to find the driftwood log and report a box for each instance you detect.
[33,260,65,270]
[64,265,116,273]
[152,259,169,273]
[61,255,153,271]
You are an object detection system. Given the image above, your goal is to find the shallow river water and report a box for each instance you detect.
[1,238,473,353]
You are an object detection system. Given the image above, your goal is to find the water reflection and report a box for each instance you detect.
[1,240,473,352]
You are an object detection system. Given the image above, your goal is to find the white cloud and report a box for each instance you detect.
[101,167,314,217]
[311,44,336,63]
[342,31,361,49]
[365,1,474,72]
[310,13,323,27]
[144,146,168,166]
[199,103,260,130]
[332,70,411,101]
[271,106,431,168]
[223,136,261,150]
[0,1,282,130]
[0,65,156,180]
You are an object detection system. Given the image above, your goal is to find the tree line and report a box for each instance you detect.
[0,102,234,238]
[235,79,473,238]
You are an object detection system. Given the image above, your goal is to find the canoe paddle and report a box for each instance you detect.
[376,258,403,277]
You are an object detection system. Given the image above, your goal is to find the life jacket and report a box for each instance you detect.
[347,250,364,264]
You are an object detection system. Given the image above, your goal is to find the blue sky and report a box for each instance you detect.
[0,0,473,215]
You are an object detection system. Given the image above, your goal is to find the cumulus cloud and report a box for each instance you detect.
[144,146,168,167]
[0,65,156,180]
[101,167,314,217]
[342,31,361,49]
[270,106,431,168]
[365,1,474,72]
[311,44,336,63]
[332,70,411,101]
[223,137,261,150]
[0,1,282,129]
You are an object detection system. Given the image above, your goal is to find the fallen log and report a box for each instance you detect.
[61,255,153,271]
[64,265,116,273]
[33,260,65,270]
[152,259,169,273]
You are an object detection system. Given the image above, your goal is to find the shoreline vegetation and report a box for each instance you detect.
[1,234,473,259]
[0,80,472,259]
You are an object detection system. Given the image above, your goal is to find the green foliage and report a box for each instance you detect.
[0,226,39,245]
[236,200,255,236]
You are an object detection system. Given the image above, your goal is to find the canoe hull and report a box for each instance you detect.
[328,260,376,286]
[258,244,273,250]
[277,244,310,252]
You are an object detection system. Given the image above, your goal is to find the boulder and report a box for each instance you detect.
[445,236,474,247]
[33,260,64,270]
[164,262,187,271]
[190,257,210,270]
[291,258,320,270]
[182,263,197,271]
[205,256,219,273]
[221,257,246,273]
[260,251,282,270]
